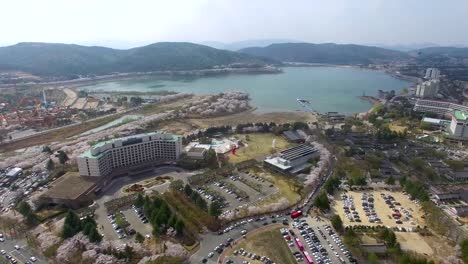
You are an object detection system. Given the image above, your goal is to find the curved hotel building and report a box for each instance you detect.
[78,132,182,177]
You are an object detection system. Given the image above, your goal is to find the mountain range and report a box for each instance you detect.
[0,41,467,79]
[239,43,410,65]
[0,42,274,77]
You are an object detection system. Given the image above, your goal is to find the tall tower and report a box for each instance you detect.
[42,89,47,107]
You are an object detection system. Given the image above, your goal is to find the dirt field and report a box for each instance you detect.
[228,133,291,164]
[396,232,434,256]
[189,110,317,128]
[226,225,296,264]
[250,168,302,207]
[332,190,425,228]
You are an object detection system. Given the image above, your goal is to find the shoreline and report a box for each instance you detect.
[0,66,282,89]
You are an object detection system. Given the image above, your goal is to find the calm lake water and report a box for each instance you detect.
[81,67,411,114]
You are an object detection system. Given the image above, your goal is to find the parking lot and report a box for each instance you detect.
[285,216,355,264]
[333,190,425,228]
[200,173,278,218]
[94,166,191,242]
[0,234,45,264]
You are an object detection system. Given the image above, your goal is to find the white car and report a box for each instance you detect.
[30,256,37,262]
[0,250,6,255]
[14,245,20,250]
[208,252,214,258]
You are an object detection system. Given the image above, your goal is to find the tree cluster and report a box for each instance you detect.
[331,214,343,233]
[376,126,407,141]
[314,191,330,211]
[17,201,37,226]
[140,195,185,236]
[62,210,102,242]
[183,184,207,211]
[323,176,340,195]
[399,177,429,202]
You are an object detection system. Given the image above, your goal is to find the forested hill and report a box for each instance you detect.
[0,42,275,77]
[239,43,409,64]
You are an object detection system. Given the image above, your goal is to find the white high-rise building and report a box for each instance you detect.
[77,132,182,177]
[424,68,440,80]
[415,79,439,98]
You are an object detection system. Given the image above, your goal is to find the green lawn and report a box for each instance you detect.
[228,133,291,164]
[232,226,296,264]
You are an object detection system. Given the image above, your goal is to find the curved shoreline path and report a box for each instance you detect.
[80,66,411,114]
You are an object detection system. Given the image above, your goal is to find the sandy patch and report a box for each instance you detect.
[396,232,434,256]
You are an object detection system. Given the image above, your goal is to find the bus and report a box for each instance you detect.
[303,251,314,264]
[291,210,303,219]
[295,237,304,251]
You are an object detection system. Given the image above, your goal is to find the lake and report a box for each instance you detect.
[81,67,411,114]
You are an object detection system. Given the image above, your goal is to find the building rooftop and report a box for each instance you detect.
[283,130,303,142]
[279,144,318,161]
[430,184,468,194]
[5,167,22,177]
[41,172,98,200]
[80,132,179,159]
[188,147,208,153]
[454,110,468,121]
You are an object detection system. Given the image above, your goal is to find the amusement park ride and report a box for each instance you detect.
[0,90,60,127]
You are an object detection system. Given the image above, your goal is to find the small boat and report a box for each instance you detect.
[297,98,311,104]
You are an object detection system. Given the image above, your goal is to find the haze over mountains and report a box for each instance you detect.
[0,42,274,77]
[239,43,410,65]
[0,40,467,79]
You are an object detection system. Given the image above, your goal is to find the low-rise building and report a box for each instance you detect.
[283,130,305,143]
[186,144,211,160]
[264,144,319,174]
[430,185,468,203]
[39,172,100,209]
[421,117,450,129]
[77,132,182,177]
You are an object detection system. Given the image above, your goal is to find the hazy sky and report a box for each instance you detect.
[1,0,467,48]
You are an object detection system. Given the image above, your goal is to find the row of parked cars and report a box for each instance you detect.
[132,204,149,224]
[294,219,334,264]
[361,193,381,224]
[233,248,275,264]
[0,241,37,264]
[321,225,357,264]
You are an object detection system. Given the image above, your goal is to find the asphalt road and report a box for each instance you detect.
[190,216,289,264]
[190,154,337,264]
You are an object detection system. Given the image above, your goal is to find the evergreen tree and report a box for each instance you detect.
[331,214,343,233]
[88,227,102,243]
[62,210,81,238]
[174,219,185,234]
[46,159,55,171]
[57,150,69,164]
[209,201,222,218]
[168,214,177,228]
[134,193,144,208]
[196,196,207,210]
[42,145,53,154]
[184,184,193,196]
[135,232,145,243]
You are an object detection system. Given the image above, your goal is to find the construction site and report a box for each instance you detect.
[0,86,115,141]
